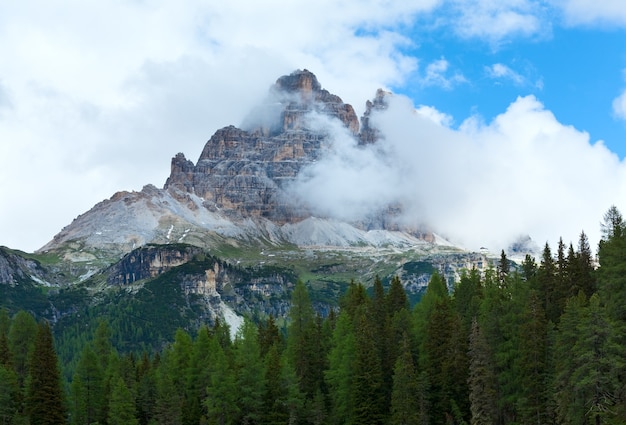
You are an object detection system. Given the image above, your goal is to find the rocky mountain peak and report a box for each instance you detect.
[165,70,368,223]
[274,69,322,94]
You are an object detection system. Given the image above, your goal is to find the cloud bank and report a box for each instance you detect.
[290,94,626,252]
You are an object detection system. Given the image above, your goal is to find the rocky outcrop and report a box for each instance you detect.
[0,247,51,286]
[360,89,390,144]
[107,245,203,285]
[164,69,364,224]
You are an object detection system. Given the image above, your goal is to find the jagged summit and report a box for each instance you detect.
[165,70,363,224]
[41,70,440,257]
[274,69,322,94]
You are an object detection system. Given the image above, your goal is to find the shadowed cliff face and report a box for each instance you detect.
[164,69,365,223]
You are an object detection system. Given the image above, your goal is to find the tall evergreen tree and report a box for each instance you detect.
[205,336,237,425]
[574,230,596,298]
[326,312,356,425]
[184,326,212,425]
[352,307,386,425]
[0,364,19,425]
[468,319,497,425]
[497,250,510,285]
[553,292,588,425]
[424,297,469,425]
[108,376,139,425]
[571,294,623,425]
[286,280,319,400]
[25,321,66,425]
[517,292,549,425]
[70,344,105,425]
[233,319,266,424]
[389,334,419,425]
[8,310,37,391]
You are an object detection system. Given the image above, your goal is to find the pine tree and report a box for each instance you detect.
[571,294,623,425]
[467,319,497,425]
[154,364,183,425]
[497,250,510,285]
[423,297,469,424]
[258,314,282,357]
[8,310,37,391]
[553,292,588,424]
[184,326,212,425]
[71,344,105,425]
[575,230,596,298]
[286,280,319,400]
[521,254,537,282]
[390,334,419,425]
[326,311,356,425]
[517,292,549,425]
[386,275,409,314]
[352,307,385,425]
[454,268,483,335]
[233,319,266,424]
[0,364,19,425]
[25,321,66,425]
[108,376,139,425]
[205,336,237,425]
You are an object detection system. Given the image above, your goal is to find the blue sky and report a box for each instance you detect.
[1,0,626,252]
[396,21,626,158]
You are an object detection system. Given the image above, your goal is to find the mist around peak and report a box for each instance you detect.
[288,92,626,252]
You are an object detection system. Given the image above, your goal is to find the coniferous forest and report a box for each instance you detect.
[1,207,626,424]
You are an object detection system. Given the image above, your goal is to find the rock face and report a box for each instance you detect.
[107,245,204,285]
[0,247,51,286]
[165,69,366,224]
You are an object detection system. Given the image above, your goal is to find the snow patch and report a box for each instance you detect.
[166,224,174,240]
[29,275,52,287]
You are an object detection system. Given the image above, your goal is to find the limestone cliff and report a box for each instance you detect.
[165,69,362,223]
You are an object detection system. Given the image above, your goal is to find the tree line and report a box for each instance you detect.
[1,206,626,424]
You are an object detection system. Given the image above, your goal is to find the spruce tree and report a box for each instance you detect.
[467,319,497,425]
[390,334,419,425]
[286,280,319,400]
[8,310,37,391]
[108,376,139,425]
[326,312,356,425]
[517,292,549,424]
[71,344,105,425]
[0,365,19,425]
[205,336,237,425]
[352,307,385,425]
[571,294,622,425]
[25,321,66,425]
[233,319,265,424]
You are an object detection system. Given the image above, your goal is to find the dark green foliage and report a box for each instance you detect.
[70,344,105,425]
[390,334,419,425]
[25,321,66,425]
[5,207,626,425]
[468,319,497,425]
[0,364,19,425]
[108,376,138,425]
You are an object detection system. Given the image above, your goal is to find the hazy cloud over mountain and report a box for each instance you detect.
[290,94,626,251]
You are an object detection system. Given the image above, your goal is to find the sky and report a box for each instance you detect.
[1,0,626,253]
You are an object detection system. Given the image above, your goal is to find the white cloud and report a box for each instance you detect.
[421,58,467,89]
[449,0,548,43]
[486,63,526,84]
[290,94,626,252]
[415,105,454,127]
[551,0,626,26]
[613,90,626,121]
